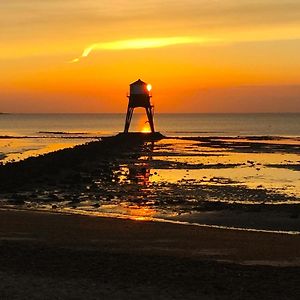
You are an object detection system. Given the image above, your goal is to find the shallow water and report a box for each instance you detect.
[0,138,92,163]
[1,135,299,233]
[119,138,300,198]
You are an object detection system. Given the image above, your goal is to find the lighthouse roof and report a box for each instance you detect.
[130,79,147,86]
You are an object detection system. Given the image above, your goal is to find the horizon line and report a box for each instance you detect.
[2,112,300,115]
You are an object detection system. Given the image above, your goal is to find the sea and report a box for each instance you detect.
[1,113,300,137]
[1,113,300,162]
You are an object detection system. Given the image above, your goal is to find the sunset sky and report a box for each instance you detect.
[1,0,300,113]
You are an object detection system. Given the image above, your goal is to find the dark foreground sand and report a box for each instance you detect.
[0,209,300,299]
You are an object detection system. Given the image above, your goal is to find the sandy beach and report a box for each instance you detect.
[1,209,300,299]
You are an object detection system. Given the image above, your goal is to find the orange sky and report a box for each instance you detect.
[1,0,300,113]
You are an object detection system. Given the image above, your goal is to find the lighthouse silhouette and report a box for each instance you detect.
[124,79,155,133]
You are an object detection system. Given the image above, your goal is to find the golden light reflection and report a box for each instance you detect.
[141,124,151,133]
[147,138,300,198]
[128,206,156,221]
[137,114,151,133]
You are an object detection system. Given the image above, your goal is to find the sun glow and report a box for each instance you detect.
[141,124,151,133]
[147,84,152,92]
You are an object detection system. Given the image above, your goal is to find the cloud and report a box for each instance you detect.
[70,36,221,62]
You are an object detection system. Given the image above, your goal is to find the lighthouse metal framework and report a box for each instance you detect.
[124,79,155,133]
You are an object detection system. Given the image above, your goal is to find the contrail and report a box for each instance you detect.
[69,36,221,63]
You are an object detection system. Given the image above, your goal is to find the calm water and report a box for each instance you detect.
[1,113,300,232]
[1,113,300,162]
[1,113,300,137]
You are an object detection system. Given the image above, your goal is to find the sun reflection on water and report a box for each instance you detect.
[141,124,151,133]
[128,206,156,221]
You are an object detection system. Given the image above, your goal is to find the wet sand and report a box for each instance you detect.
[1,209,300,299]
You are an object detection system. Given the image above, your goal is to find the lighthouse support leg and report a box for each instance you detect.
[124,106,134,133]
[145,107,155,133]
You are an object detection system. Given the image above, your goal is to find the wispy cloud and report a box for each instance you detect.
[70,36,221,62]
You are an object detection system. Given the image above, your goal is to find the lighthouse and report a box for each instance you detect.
[124,79,155,133]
